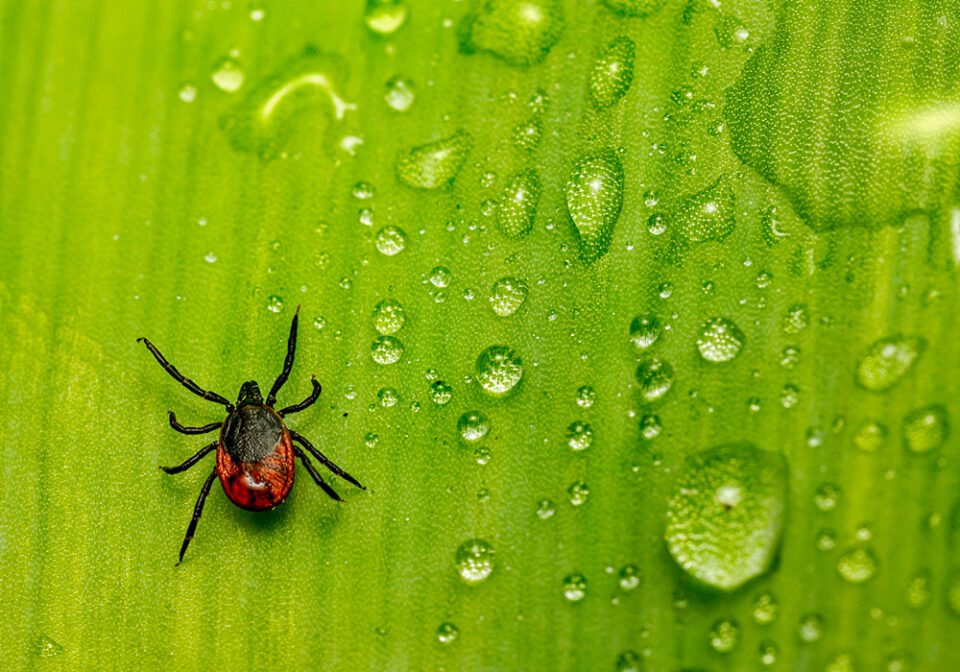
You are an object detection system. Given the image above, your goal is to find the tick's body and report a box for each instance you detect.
[138,306,364,564]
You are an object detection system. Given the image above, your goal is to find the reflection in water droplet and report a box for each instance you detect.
[475,345,523,396]
[456,539,495,583]
[696,317,746,362]
[364,0,409,35]
[385,75,416,112]
[373,298,406,335]
[563,573,588,601]
[490,277,528,317]
[903,405,949,454]
[565,151,624,262]
[371,335,404,364]
[856,336,925,391]
[458,411,489,441]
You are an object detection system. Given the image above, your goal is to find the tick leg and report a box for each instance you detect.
[176,467,218,566]
[266,305,300,407]
[137,337,233,409]
[168,411,221,435]
[289,430,365,491]
[294,446,343,502]
[160,441,217,474]
[278,377,321,416]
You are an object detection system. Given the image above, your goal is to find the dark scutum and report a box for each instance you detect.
[221,406,283,463]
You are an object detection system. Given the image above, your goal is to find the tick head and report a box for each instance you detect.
[237,380,263,408]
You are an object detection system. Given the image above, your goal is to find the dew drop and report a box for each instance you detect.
[536,498,555,519]
[371,335,404,365]
[709,618,740,653]
[456,538,495,584]
[429,265,451,288]
[813,482,841,512]
[474,445,491,465]
[378,387,399,407]
[364,432,380,448]
[178,83,197,103]
[696,317,746,362]
[436,622,459,644]
[475,345,523,396]
[266,295,284,313]
[902,404,949,454]
[34,635,64,658]
[497,169,541,238]
[905,570,931,609]
[855,336,925,391]
[490,277,528,317]
[429,380,453,405]
[375,225,408,256]
[373,299,406,335]
[629,314,662,351]
[566,421,594,451]
[568,480,590,506]
[635,357,673,403]
[798,613,824,642]
[752,592,779,625]
[563,573,588,601]
[640,413,662,440]
[384,75,416,112]
[826,654,855,672]
[512,117,543,151]
[565,151,624,262]
[666,443,788,592]
[575,385,596,408]
[589,37,635,110]
[396,130,472,189]
[853,420,887,452]
[674,177,736,243]
[758,640,778,666]
[619,564,640,590]
[459,0,565,66]
[782,304,809,334]
[837,548,877,583]
[616,650,642,672]
[364,0,408,35]
[211,56,245,92]
[458,410,489,441]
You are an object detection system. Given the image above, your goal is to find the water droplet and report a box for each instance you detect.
[837,548,877,583]
[780,384,800,409]
[512,116,543,151]
[458,410,489,441]
[266,295,284,313]
[752,592,779,625]
[364,0,408,35]
[456,538,495,584]
[905,570,931,609]
[780,345,801,368]
[378,387,399,407]
[575,385,596,408]
[436,622,459,644]
[798,613,824,642]
[204,252,218,263]
[178,83,197,103]
[396,130,473,189]
[475,345,524,396]
[563,573,588,601]
[616,650,642,672]
[488,277,529,318]
[566,421,594,451]
[375,225,408,256]
[709,618,740,653]
[903,404,949,454]
[758,640,778,666]
[696,317,746,363]
[459,0,565,66]
[674,177,736,243]
[602,0,665,16]
[34,635,64,658]
[589,37,635,110]
[640,413,662,440]
[666,442,788,592]
[568,480,590,506]
[352,181,376,199]
[474,445,491,465]
[211,56,245,92]
[384,75,416,111]
[429,265,452,288]
[371,335,404,364]
[855,336,925,391]
[816,528,836,551]
[372,298,406,335]
[619,564,640,590]
[826,653,855,672]
[782,304,809,333]
[647,213,667,235]
[536,498,555,519]
[565,152,624,262]
[364,432,380,448]
[221,49,355,160]
[497,169,541,238]
[629,314,662,351]
[635,357,673,403]
[429,380,453,405]
[885,652,913,672]
[715,15,750,48]
[853,420,887,452]
[814,482,841,512]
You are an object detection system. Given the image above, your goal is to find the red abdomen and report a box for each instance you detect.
[217,428,296,511]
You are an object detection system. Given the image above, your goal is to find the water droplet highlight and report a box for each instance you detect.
[497,169,541,238]
[674,177,736,243]
[371,335,404,364]
[629,314,662,351]
[563,573,588,601]
[456,539,495,584]
[696,317,746,363]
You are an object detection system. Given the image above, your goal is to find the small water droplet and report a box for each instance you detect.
[696,317,746,362]
[211,56,245,92]
[639,413,662,440]
[814,482,841,512]
[459,0,565,66]
[204,252,218,263]
[826,653,856,672]
[34,635,64,658]
[758,640,778,666]
[619,564,640,590]
[375,225,408,256]
[853,420,887,452]
[364,432,380,448]
[266,295,284,313]
[856,336,925,391]
[475,345,524,396]
[629,314,662,351]
[436,622,459,644]
[458,410,489,441]
[575,385,596,408]
[537,498,555,519]
[566,421,594,451]
[396,130,472,189]
[371,335,404,364]
[568,480,590,506]
[490,277,529,317]
[709,618,740,653]
[635,357,673,403]
[512,116,542,151]
[474,445,491,465]
[565,151,624,262]
[782,304,809,334]
[798,613,824,642]
[752,592,779,625]
[616,650,642,672]
[674,177,736,243]
[456,539,495,584]
[780,384,800,408]
[563,573,588,601]
[903,404,949,454]
[429,380,453,405]
[588,36,635,110]
[384,74,416,111]
[497,169,541,238]
[905,570,931,609]
[837,547,877,583]
[178,83,197,103]
[364,0,409,35]
[378,387,399,407]
[372,299,406,335]
[429,265,451,288]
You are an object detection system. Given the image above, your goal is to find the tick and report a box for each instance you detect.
[138,306,364,564]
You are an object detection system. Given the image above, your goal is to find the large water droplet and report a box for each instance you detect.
[589,37,635,110]
[902,405,949,454]
[602,0,665,16]
[221,49,355,160]
[456,538,495,583]
[565,152,624,262]
[674,177,736,243]
[855,336,925,391]
[635,356,673,403]
[490,277,528,317]
[375,225,408,256]
[371,335,404,364]
[696,317,746,362]
[666,443,788,592]
[396,130,473,189]
[475,345,523,396]
[459,0,565,66]
[497,169,541,238]
[364,0,408,34]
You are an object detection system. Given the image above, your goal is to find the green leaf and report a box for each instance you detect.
[1,0,958,669]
